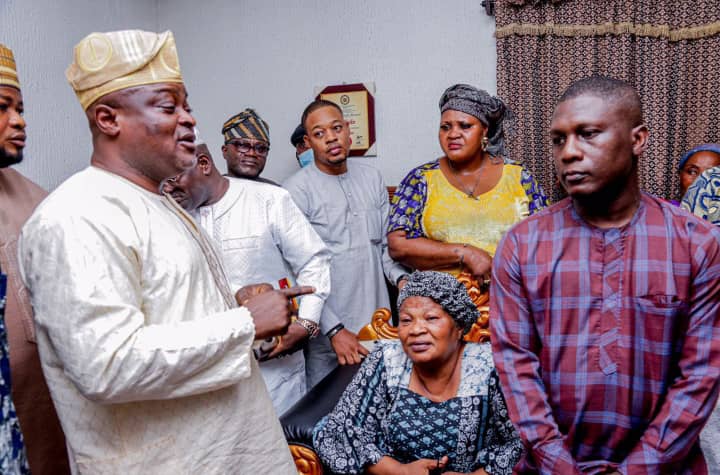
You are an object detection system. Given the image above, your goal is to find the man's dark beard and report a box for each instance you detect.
[0,146,22,168]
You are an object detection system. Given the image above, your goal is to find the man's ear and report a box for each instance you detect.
[345,121,353,146]
[221,144,229,158]
[93,104,121,137]
[631,124,649,157]
[303,135,311,149]
[198,155,212,175]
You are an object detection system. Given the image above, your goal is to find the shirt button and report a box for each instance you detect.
[353,212,358,216]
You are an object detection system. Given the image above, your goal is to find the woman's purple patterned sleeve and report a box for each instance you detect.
[520,168,550,215]
[387,165,430,239]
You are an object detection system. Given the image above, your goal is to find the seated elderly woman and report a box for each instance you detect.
[313,271,522,475]
[674,143,720,205]
[387,84,547,283]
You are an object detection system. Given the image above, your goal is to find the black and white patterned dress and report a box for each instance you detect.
[0,274,28,474]
[313,340,523,474]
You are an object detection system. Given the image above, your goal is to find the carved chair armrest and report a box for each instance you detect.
[288,443,323,475]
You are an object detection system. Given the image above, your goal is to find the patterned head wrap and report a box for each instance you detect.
[681,166,720,225]
[397,271,478,335]
[222,108,270,145]
[66,30,184,110]
[439,84,513,158]
[0,45,20,90]
[678,143,720,170]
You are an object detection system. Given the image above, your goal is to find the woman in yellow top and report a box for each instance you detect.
[388,84,548,283]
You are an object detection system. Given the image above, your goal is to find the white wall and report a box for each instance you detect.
[1,0,496,190]
[0,0,158,190]
[160,0,497,186]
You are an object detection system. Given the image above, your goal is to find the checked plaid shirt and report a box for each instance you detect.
[491,193,720,474]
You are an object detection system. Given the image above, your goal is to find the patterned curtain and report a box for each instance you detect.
[495,0,720,201]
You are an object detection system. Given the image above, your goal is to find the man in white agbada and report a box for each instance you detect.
[163,142,331,414]
[17,30,307,474]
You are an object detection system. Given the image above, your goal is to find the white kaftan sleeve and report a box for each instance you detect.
[270,190,331,326]
[18,204,257,405]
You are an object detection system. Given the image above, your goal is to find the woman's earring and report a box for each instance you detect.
[481,136,489,152]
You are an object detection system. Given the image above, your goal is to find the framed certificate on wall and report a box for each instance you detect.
[316,82,376,157]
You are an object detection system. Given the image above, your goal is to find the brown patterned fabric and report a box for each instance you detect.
[507,0,566,6]
[495,0,720,201]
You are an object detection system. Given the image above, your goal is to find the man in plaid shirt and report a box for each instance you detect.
[491,76,720,474]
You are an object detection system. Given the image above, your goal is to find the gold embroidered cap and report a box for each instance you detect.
[0,44,20,90]
[66,30,184,110]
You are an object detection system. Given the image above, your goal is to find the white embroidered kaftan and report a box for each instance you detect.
[18,167,295,474]
[193,177,331,414]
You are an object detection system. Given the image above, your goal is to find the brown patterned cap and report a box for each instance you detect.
[0,45,20,90]
[222,108,270,144]
[66,30,184,110]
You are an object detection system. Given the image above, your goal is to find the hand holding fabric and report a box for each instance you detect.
[443,468,488,475]
[402,456,447,475]
[367,455,448,475]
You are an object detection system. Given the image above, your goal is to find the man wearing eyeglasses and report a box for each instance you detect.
[221,108,279,185]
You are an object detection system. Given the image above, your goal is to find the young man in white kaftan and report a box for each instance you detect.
[164,143,331,414]
[17,30,307,474]
[283,100,409,388]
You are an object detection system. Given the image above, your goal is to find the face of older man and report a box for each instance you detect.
[162,154,212,212]
[0,86,25,168]
[222,138,269,179]
[398,295,463,367]
[550,94,647,199]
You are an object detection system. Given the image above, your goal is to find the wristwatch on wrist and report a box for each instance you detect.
[295,318,320,338]
[325,323,345,339]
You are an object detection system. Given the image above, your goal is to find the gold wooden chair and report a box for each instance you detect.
[284,272,490,474]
